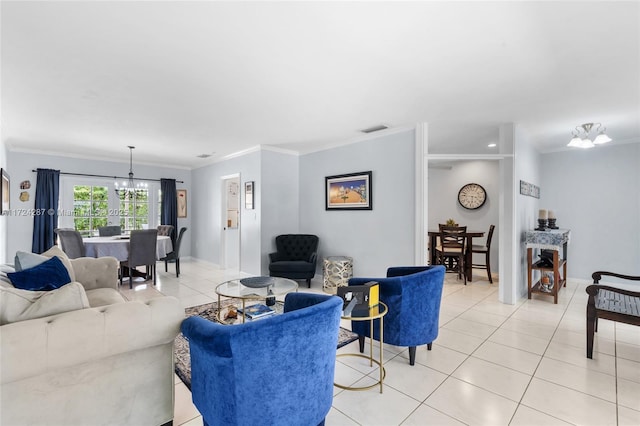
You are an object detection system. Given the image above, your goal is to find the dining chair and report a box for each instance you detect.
[98,225,122,236]
[161,227,187,277]
[157,225,174,237]
[120,229,158,289]
[54,228,86,259]
[471,224,495,283]
[435,225,467,285]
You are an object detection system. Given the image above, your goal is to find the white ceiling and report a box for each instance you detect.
[2,1,639,169]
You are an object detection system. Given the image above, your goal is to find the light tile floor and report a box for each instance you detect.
[125,259,640,426]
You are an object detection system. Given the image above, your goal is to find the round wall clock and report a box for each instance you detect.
[458,183,487,210]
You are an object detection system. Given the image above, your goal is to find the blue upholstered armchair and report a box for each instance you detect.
[180,293,342,426]
[268,234,319,287]
[349,265,445,366]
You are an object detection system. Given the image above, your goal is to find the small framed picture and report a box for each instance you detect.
[325,171,372,210]
[177,189,187,218]
[245,181,254,209]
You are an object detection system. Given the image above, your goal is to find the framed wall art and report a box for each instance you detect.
[1,168,9,212]
[245,181,254,209]
[325,171,372,210]
[519,180,540,199]
[177,189,187,218]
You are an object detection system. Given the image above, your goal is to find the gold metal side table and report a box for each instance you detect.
[335,302,387,393]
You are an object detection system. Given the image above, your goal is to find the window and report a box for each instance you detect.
[73,185,108,237]
[119,189,150,231]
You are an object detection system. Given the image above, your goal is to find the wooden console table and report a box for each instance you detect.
[526,229,571,304]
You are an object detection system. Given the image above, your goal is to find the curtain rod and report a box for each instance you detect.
[31,170,184,184]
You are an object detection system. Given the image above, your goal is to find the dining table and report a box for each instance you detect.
[83,235,173,262]
[427,229,485,282]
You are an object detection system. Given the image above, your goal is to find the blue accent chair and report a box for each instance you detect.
[349,265,445,366]
[181,293,342,426]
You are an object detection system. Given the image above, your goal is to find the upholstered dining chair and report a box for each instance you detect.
[157,225,174,237]
[160,227,187,277]
[120,229,158,289]
[181,292,342,426]
[348,265,446,365]
[98,225,122,236]
[54,228,86,259]
[471,224,495,283]
[435,225,467,285]
[268,234,319,287]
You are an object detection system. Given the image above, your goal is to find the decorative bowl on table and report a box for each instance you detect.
[239,276,276,288]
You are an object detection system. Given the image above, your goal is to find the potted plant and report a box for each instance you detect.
[445,218,458,226]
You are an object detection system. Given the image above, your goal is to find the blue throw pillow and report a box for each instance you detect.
[7,256,72,291]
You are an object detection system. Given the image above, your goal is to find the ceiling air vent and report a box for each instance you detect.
[360,124,389,134]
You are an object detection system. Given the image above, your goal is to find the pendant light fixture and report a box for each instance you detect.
[114,146,147,198]
[567,123,612,149]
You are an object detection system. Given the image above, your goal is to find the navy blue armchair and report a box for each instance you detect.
[269,234,319,287]
[181,293,342,426]
[349,265,445,366]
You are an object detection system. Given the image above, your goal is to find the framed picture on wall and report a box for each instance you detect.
[325,171,372,210]
[245,181,254,209]
[177,189,187,218]
[1,168,9,212]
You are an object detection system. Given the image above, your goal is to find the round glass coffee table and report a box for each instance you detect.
[215,277,298,323]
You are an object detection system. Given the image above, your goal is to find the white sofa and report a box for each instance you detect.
[0,251,184,426]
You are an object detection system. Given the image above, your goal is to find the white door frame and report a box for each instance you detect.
[417,122,517,304]
[220,173,241,270]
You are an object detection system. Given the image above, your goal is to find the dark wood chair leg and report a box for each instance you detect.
[486,252,492,283]
[129,266,133,289]
[165,259,168,272]
[306,278,311,288]
[409,346,416,365]
[153,264,156,286]
[176,258,180,277]
[358,335,365,353]
[586,299,597,359]
[427,342,432,350]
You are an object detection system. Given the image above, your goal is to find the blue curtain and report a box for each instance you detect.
[32,168,60,254]
[160,178,177,244]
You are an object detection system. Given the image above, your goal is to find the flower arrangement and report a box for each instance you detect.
[445,218,458,226]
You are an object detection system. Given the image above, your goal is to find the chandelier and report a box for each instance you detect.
[567,123,612,149]
[114,146,147,198]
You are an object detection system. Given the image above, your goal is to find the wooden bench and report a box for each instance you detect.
[586,271,640,359]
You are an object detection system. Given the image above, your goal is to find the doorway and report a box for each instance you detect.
[221,174,240,270]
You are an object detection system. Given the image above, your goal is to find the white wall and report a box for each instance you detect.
[191,150,262,274]
[540,143,640,279]
[260,149,299,274]
[299,130,416,277]
[0,139,8,263]
[428,160,500,273]
[5,151,191,258]
[514,125,541,298]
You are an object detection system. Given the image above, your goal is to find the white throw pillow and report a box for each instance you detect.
[14,251,48,271]
[0,264,15,288]
[0,282,90,325]
[14,247,76,282]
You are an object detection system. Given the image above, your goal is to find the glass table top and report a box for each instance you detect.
[215,277,298,300]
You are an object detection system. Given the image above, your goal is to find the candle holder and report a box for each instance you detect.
[547,218,558,229]
[536,219,548,231]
